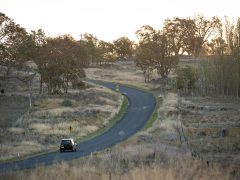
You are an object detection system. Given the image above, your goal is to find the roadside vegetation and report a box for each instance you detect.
[1,155,231,180]
[0,83,123,161]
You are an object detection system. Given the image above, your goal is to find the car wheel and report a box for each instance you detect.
[75,148,77,152]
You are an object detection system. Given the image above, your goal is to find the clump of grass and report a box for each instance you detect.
[144,96,162,130]
[76,81,85,89]
[8,127,24,135]
[29,123,51,135]
[61,99,73,107]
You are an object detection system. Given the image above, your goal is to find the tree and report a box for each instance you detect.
[29,29,47,94]
[192,15,221,56]
[207,36,227,56]
[79,33,99,65]
[0,13,41,106]
[39,35,87,94]
[135,46,154,82]
[136,25,157,44]
[0,12,29,78]
[135,25,178,80]
[98,40,116,63]
[163,17,195,56]
[113,37,133,60]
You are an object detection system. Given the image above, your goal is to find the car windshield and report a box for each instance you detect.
[61,140,71,145]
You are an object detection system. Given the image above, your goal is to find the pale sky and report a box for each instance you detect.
[0,0,239,41]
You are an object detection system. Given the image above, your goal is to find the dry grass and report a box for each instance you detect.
[0,85,123,161]
[7,127,24,134]
[122,161,230,180]
[147,93,180,143]
[0,150,234,180]
[85,61,159,90]
[178,95,240,158]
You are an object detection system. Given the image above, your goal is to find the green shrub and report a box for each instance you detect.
[73,81,85,89]
[173,65,197,91]
[61,99,73,107]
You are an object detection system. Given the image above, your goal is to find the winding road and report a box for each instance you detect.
[0,81,156,171]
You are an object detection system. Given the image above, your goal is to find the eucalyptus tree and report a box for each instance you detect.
[40,35,87,94]
[192,15,222,56]
[79,33,99,65]
[135,25,178,80]
[0,12,29,78]
[113,37,134,60]
[98,40,116,64]
[163,17,196,56]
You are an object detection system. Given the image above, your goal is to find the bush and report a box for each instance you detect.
[173,65,197,92]
[73,81,85,89]
[61,99,73,107]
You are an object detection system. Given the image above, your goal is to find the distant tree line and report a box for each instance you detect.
[0,12,134,94]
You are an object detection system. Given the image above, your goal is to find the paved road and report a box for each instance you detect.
[0,81,156,171]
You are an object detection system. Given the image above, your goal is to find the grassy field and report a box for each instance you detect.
[0,83,123,161]
[178,96,240,164]
[85,61,160,90]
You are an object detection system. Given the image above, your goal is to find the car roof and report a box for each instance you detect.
[61,139,73,141]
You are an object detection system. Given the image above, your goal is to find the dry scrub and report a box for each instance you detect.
[0,149,233,180]
[178,96,240,166]
[0,85,123,161]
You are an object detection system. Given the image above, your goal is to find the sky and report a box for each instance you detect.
[0,0,239,41]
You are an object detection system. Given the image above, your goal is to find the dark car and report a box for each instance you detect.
[60,139,77,152]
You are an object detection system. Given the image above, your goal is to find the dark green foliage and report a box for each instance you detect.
[61,99,73,107]
[174,65,197,91]
[74,81,85,89]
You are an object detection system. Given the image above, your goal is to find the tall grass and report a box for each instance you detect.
[197,56,240,97]
[0,154,233,180]
[173,56,240,97]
